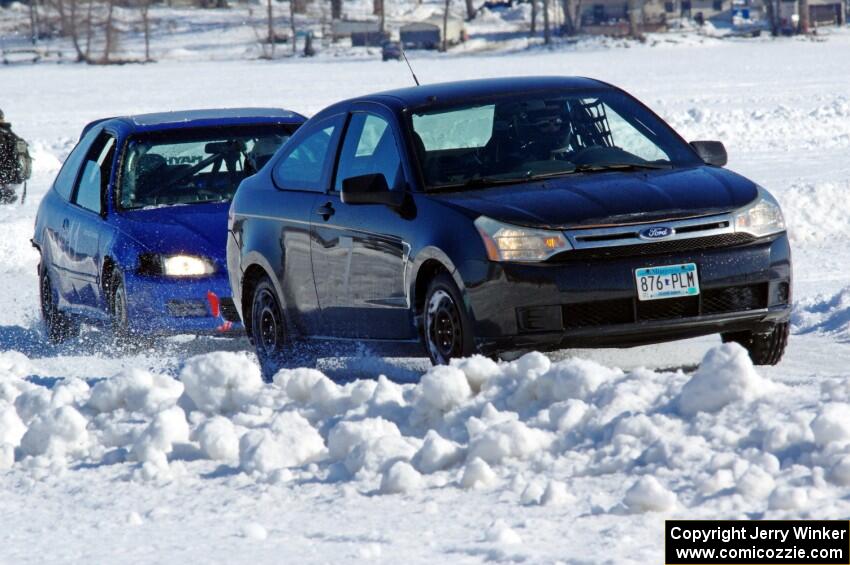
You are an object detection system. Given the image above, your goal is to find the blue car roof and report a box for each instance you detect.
[82,107,307,138]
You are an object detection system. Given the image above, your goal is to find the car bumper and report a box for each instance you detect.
[123,272,243,336]
[460,233,792,355]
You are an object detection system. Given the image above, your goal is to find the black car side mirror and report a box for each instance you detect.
[341,173,404,208]
[690,140,728,167]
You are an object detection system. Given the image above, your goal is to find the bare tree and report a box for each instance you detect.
[102,0,117,62]
[763,0,779,35]
[627,0,643,38]
[330,0,342,19]
[465,0,475,19]
[290,0,298,54]
[442,0,450,51]
[29,0,41,44]
[530,0,537,34]
[266,0,276,56]
[561,0,582,35]
[293,0,307,14]
[543,0,551,43]
[798,0,810,32]
[139,0,152,61]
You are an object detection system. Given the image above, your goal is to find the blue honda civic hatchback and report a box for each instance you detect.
[33,108,306,342]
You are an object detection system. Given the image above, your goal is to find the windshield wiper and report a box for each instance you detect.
[574,162,672,172]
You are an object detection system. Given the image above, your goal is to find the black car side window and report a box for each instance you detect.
[73,134,116,214]
[273,116,343,192]
[334,112,403,192]
[53,127,101,201]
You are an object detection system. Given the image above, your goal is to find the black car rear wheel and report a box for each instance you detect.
[722,322,789,366]
[39,268,79,343]
[251,277,289,382]
[423,273,475,365]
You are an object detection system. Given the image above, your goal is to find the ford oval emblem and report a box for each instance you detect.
[639,226,675,240]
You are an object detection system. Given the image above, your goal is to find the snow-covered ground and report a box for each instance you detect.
[2,31,850,564]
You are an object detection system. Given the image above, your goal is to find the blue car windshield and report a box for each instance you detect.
[410,88,702,190]
[119,125,294,210]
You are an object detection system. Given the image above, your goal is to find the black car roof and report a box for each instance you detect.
[368,76,608,109]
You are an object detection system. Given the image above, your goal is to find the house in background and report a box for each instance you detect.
[400,15,465,49]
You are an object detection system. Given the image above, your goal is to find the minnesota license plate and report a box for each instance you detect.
[635,263,699,301]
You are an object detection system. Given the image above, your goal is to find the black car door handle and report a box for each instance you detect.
[316,202,335,220]
[62,218,70,231]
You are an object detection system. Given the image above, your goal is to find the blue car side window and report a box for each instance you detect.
[73,135,116,214]
[54,127,101,201]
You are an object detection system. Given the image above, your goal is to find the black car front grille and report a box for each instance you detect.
[559,283,769,330]
[563,298,633,329]
[553,233,757,261]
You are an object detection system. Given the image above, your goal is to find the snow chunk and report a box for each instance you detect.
[419,365,472,412]
[736,465,776,500]
[678,343,776,416]
[239,411,325,475]
[0,403,26,446]
[811,403,850,446]
[536,357,620,402]
[451,355,501,392]
[194,416,239,462]
[88,369,183,415]
[131,406,190,466]
[0,443,14,469]
[541,480,573,507]
[327,418,401,461]
[344,435,418,475]
[273,367,328,402]
[461,457,497,489]
[467,417,553,464]
[484,521,522,545]
[0,351,33,381]
[179,352,263,414]
[768,486,808,511]
[828,455,850,486]
[623,476,677,513]
[20,405,89,458]
[380,461,423,494]
[241,522,268,541]
[412,430,464,474]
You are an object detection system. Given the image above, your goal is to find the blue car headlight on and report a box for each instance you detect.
[734,188,786,238]
[138,253,216,277]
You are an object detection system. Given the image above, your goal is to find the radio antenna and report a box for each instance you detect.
[398,42,420,86]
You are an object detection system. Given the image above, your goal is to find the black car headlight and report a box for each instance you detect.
[475,216,571,262]
[138,253,216,277]
[734,188,786,238]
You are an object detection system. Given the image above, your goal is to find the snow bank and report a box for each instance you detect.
[2,341,836,520]
[793,287,850,339]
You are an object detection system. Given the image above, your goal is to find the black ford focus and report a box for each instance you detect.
[227,77,791,378]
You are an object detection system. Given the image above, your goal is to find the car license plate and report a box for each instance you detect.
[635,263,699,301]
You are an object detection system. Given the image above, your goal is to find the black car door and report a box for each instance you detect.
[66,132,116,314]
[268,114,345,336]
[310,104,415,339]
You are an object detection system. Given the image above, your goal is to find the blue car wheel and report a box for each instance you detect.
[39,268,79,343]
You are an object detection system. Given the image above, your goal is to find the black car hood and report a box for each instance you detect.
[431,166,759,228]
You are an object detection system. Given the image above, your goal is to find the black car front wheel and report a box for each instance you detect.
[40,268,79,343]
[251,277,289,382]
[722,322,789,366]
[423,273,475,365]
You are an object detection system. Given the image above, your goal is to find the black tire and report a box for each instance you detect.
[422,273,476,365]
[250,277,290,382]
[722,322,789,366]
[39,267,79,343]
[108,270,131,341]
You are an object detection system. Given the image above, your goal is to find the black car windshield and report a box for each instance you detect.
[410,88,702,190]
[119,124,294,209]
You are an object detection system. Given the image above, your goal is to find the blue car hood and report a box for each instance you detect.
[432,166,759,229]
[113,202,229,262]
